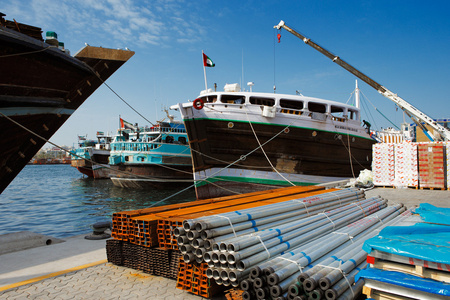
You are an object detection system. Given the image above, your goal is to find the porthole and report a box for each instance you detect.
[284,128,290,134]
[312,131,317,137]
[228,122,234,128]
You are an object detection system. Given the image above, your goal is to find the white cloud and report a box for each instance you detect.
[2,0,207,48]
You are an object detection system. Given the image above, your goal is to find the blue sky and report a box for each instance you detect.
[2,0,449,147]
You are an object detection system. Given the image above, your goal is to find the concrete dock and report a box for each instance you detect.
[0,187,448,299]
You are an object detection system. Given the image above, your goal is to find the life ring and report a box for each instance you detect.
[193,98,204,110]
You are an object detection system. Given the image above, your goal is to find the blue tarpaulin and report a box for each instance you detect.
[356,268,450,296]
[414,203,450,225]
[362,203,450,264]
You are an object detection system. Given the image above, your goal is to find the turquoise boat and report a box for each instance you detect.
[109,120,193,188]
[71,132,112,178]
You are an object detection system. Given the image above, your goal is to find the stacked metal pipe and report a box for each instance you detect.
[174,187,413,299]
[175,188,365,264]
[205,197,386,284]
[244,206,412,300]
[175,189,378,287]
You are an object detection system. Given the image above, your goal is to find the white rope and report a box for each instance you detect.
[244,108,296,186]
[187,112,297,196]
[256,236,271,259]
[330,117,366,172]
[216,215,237,237]
[315,264,355,298]
[345,118,356,179]
[278,257,303,273]
[332,232,354,243]
[318,212,336,230]
[293,200,310,216]
[374,213,384,224]
[327,191,342,206]
[350,201,366,217]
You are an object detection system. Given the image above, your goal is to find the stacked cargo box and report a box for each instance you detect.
[446,141,450,190]
[418,142,445,189]
[394,142,418,187]
[373,142,447,189]
[372,143,395,186]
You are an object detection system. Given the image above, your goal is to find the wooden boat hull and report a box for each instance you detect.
[110,164,193,189]
[76,166,94,178]
[0,23,134,193]
[180,106,374,199]
[71,152,111,178]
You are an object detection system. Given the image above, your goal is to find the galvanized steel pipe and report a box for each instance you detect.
[265,204,403,285]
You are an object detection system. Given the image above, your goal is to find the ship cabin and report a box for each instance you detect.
[110,122,188,153]
[197,84,361,126]
[109,122,189,165]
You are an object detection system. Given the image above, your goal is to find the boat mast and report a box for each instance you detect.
[355,80,360,109]
[274,20,450,141]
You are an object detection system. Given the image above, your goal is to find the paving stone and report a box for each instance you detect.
[0,263,227,300]
[5,295,29,300]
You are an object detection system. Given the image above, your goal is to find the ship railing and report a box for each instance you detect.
[280,108,349,123]
[280,108,304,116]
[110,142,162,152]
[141,127,186,133]
[331,116,346,122]
[71,148,91,160]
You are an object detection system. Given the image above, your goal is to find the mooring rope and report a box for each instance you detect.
[244,108,296,186]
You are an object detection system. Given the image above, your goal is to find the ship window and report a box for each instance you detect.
[331,106,344,114]
[443,121,449,129]
[331,105,345,118]
[165,136,174,143]
[308,102,326,113]
[221,95,245,104]
[280,99,304,110]
[348,109,358,120]
[249,97,275,106]
[178,137,187,144]
[201,95,217,103]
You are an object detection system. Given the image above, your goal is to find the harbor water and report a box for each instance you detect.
[0,164,196,238]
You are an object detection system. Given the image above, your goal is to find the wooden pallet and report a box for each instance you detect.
[370,259,450,283]
[363,278,443,300]
[374,185,419,189]
[363,286,413,300]
[418,186,447,190]
[406,186,419,189]
[368,250,450,273]
[374,185,396,189]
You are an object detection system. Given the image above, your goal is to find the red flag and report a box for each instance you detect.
[203,53,215,67]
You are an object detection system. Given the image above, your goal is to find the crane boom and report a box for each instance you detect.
[274,20,450,141]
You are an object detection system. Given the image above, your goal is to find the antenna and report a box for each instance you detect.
[241,49,244,91]
[355,80,360,109]
[247,82,254,92]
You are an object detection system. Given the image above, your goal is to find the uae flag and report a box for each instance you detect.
[203,53,215,67]
[120,118,136,130]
